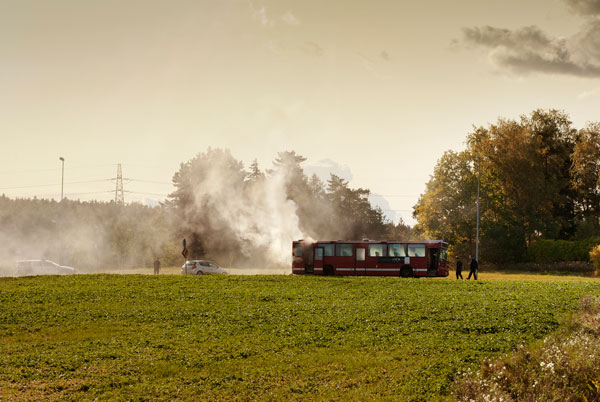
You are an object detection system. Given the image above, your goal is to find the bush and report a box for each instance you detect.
[527,237,600,264]
[454,296,600,401]
[490,261,595,274]
[589,245,600,277]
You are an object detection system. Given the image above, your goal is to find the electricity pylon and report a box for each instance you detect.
[115,164,124,205]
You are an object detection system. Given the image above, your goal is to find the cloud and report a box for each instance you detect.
[253,6,271,26]
[563,0,600,16]
[303,159,353,183]
[302,41,324,57]
[281,10,300,25]
[249,3,299,28]
[248,1,273,27]
[367,194,398,223]
[461,23,600,78]
[578,86,600,98]
[380,51,390,61]
[358,53,376,72]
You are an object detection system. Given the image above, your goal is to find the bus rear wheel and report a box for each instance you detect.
[400,266,413,278]
[323,265,334,276]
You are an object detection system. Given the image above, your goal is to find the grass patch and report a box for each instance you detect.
[1,274,599,400]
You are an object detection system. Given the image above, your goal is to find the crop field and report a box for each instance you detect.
[1,275,600,401]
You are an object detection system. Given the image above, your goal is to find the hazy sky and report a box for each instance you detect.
[2,0,600,224]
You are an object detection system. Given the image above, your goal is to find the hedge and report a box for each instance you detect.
[526,237,600,264]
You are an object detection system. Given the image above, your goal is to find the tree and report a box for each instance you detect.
[415,109,592,264]
[246,159,265,184]
[571,123,600,236]
[413,150,477,257]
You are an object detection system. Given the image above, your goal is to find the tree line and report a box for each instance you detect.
[414,109,600,264]
[1,149,412,270]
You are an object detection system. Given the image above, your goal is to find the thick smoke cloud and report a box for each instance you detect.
[189,166,304,269]
[171,149,311,271]
[460,1,600,77]
[0,198,177,276]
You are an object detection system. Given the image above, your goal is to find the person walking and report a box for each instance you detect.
[467,255,478,280]
[153,258,161,275]
[456,257,463,279]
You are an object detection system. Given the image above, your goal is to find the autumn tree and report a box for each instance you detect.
[415,109,588,264]
[571,123,600,236]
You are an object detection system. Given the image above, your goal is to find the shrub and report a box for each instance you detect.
[527,237,600,264]
[489,261,595,274]
[589,245,600,277]
[454,296,600,401]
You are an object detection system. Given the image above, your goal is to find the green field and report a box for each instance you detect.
[1,275,600,401]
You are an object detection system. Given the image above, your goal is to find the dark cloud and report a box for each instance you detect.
[563,0,600,16]
[461,23,600,77]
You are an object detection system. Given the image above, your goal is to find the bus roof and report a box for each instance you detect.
[296,239,446,245]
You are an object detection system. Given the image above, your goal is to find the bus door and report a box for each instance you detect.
[304,243,315,273]
[312,247,323,274]
[355,247,366,275]
[427,247,439,276]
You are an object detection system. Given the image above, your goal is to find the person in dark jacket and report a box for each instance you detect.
[456,257,463,279]
[154,258,161,275]
[467,255,478,280]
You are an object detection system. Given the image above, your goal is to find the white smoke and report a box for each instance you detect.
[180,151,307,269]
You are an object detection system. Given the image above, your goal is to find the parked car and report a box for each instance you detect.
[16,260,76,276]
[181,260,228,275]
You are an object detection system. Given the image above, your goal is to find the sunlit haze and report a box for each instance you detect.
[2,0,600,225]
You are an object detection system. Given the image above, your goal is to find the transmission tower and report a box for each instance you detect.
[115,164,125,205]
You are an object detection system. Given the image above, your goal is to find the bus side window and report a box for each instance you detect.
[318,244,335,257]
[368,244,386,257]
[336,244,353,257]
[408,244,426,257]
[388,244,405,257]
[356,248,365,261]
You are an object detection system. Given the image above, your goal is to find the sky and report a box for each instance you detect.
[1,0,600,225]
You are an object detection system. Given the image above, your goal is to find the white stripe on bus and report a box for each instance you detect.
[296,267,432,273]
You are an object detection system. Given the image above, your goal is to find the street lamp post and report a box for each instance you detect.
[59,157,64,201]
[476,155,481,262]
[58,157,64,264]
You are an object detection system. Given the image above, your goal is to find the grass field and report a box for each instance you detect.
[1,274,600,401]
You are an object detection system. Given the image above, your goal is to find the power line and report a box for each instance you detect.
[128,179,172,185]
[0,179,112,190]
[17,190,114,198]
[370,194,418,198]
[125,191,170,197]
[0,164,119,175]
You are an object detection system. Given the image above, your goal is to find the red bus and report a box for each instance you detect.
[292,239,449,277]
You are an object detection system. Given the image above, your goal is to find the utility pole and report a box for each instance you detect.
[115,164,124,205]
[476,155,481,262]
[59,157,65,201]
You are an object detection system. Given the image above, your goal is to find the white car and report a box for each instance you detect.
[181,260,228,275]
[16,260,76,276]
